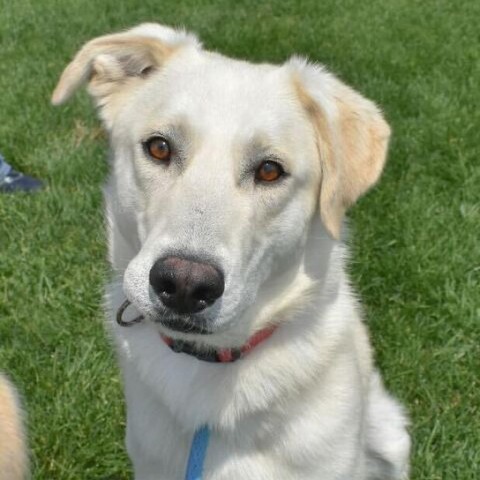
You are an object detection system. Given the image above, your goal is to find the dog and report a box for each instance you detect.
[0,373,28,479]
[52,23,410,479]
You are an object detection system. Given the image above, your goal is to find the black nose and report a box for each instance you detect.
[149,256,225,314]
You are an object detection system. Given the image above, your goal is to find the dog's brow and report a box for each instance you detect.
[242,135,290,169]
[141,123,188,143]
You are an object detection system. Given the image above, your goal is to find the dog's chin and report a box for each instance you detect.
[153,314,215,335]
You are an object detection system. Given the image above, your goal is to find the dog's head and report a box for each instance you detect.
[53,24,389,344]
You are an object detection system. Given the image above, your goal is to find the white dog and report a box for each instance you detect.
[52,23,410,479]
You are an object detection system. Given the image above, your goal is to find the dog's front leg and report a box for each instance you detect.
[122,363,191,480]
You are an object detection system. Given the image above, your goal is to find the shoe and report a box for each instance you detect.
[0,161,43,193]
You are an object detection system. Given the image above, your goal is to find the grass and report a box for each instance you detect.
[0,0,478,478]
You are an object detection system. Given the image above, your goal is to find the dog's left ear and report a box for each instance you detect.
[51,23,200,126]
[290,58,391,239]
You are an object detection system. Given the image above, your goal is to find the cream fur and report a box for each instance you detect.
[0,374,28,480]
[53,23,410,479]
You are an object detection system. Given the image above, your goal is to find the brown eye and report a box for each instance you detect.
[146,137,171,162]
[255,160,284,183]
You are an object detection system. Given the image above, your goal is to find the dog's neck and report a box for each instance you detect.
[160,325,277,363]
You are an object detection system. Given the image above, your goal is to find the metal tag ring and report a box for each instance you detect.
[116,299,144,327]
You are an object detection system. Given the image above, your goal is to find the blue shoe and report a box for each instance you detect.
[0,154,43,193]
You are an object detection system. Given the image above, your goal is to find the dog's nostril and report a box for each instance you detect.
[192,287,214,304]
[161,280,176,295]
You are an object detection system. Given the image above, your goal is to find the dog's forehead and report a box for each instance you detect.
[166,54,283,95]
[132,52,304,137]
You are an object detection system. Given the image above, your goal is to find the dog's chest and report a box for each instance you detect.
[124,368,366,480]
[129,422,366,480]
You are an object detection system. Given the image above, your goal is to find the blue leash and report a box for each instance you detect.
[185,425,211,480]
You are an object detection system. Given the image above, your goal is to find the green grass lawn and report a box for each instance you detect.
[1,0,479,478]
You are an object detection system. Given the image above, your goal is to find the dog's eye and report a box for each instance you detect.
[255,160,284,183]
[145,137,171,163]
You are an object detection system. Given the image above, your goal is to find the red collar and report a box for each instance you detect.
[161,325,277,363]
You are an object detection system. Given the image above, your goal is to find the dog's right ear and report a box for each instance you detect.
[51,23,200,124]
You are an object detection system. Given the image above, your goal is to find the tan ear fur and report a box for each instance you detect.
[51,34,174,107]
[51,22,202,109]
[51,24,201,129]
[292,62,390,239]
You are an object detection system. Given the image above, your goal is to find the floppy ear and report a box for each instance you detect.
[290,58,391,239]
[51,23,200,125]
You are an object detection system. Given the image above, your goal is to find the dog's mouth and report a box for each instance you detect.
[154,315,214,335]
[116,299,215,335]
